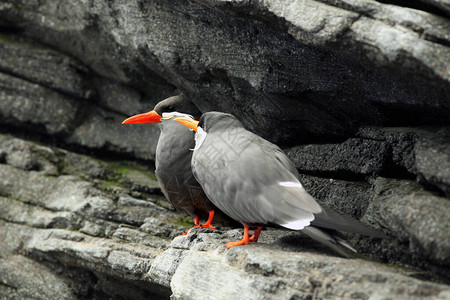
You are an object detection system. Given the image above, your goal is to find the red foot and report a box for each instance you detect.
[226,224,250,248]
[200,224,216,229]
[200,210,216,229]
[178,225,199,236]
[177,215,200,236]
[249,226,264,243]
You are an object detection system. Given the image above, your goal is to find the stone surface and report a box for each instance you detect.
[66,105,160,161]
[0,136,449,299]
[414,128,450,197]
[0,33,93,99]
[0,34,162,160]
[0,0,448,145]
[171,241,450,300]
[416,0,450,15]
[366,178,450,268]
[0,136,179,299]
[0,72,82,135]
[287,126,450,197]
[286,138,388,175]
[0,0,449,298]
[0,255,77,300]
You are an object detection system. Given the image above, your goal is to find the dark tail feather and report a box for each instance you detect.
[302,226,357,258]
[312,205,388,239]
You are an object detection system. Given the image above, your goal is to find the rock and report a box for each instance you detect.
[0,0,448,144]
[23,227,171,298]
[298,175,372,219]
[61,151,107,178]
[286,138,388,176]
[140,217,187,239]
[286,127,450,196]
[0,255,77,299]
[0,35,162,160]
[112,196,175,225]
[0,137,187,298]
[0,135,449,298]
[415,129,450,197]
[0,72,82,135]
[94,77,174,116]
[65,105,159,160]
[0,134,59,175]
[416,0,450,15]
[364,178,450,269]
[0,33,93,99]
[171,244,450,300]
[0,196,82,230]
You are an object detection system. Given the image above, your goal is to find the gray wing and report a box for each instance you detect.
[192,130,321,228]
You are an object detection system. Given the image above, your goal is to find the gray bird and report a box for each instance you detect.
[122,95,216,234]
[175,112,386,256]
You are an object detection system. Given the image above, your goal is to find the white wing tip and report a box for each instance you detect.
[279,181,303,188]
[280,219,311,230]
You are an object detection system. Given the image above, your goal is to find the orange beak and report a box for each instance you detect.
[122,110,162,124]
[174,117,199,132]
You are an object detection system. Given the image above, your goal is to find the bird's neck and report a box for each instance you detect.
[193,127,207,150]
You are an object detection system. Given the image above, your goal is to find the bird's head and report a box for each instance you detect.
[121,95,201,125]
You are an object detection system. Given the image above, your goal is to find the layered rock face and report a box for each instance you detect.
[0,0,449,299]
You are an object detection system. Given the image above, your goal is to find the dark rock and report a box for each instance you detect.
[298,175,373,219]
[0,33,93,99]
[0,255,77,299]
[286,127,450,196]
[61,151,107,178]
[356,127,424,175]
[0,134,59,174]
[0,0,448,144]
[65,105,160,160]
[93,77,167,116]
[359,127,450,195]
[286,138,388,176]
[0,73,82,135]
[362,177,450,270]
[415,0,450,15]
[415,129,450,197]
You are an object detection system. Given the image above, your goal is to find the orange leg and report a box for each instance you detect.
[178,215,200,236]
[249,226,264,243]
[200,210,216,229]
[193,215,200,227]
[226,224,250,248]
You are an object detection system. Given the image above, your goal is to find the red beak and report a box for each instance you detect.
[122,110,162,124]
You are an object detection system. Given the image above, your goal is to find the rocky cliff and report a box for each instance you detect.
[0,0,449,299]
